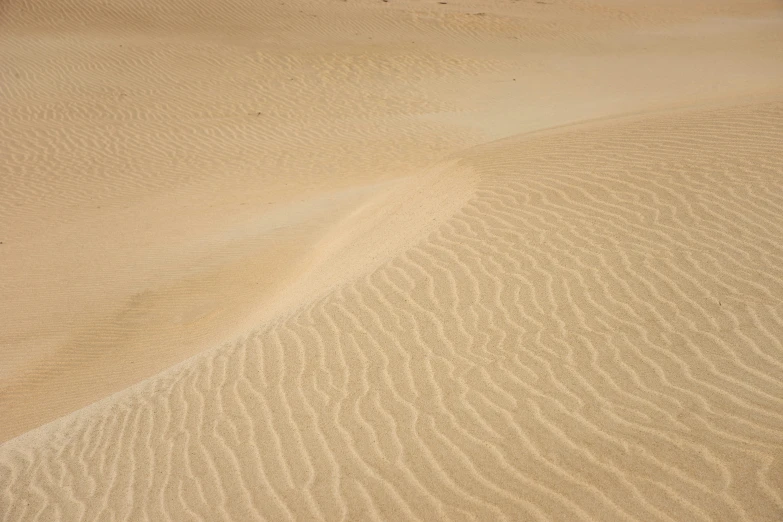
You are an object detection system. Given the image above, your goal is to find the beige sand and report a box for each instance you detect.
[2,0,783,520]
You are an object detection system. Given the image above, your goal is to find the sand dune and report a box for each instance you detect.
[2,0,783,520]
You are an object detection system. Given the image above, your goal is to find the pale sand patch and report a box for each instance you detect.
[1,0,783,519]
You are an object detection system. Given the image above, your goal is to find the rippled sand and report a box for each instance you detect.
[2,0,783,520]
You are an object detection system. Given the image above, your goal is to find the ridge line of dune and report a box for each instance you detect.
[3,94,783,520]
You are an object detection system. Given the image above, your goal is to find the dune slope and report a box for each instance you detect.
[2,0,783,520]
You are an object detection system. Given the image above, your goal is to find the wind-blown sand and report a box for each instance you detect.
[2,0,783,520]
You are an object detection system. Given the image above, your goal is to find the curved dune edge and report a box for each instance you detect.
[4,0,783,442]
[0,168,475,442]
[2,97,783,521]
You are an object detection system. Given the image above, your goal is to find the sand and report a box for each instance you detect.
[1,0,783,520]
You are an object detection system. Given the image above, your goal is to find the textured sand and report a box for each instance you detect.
[2,0,783,520]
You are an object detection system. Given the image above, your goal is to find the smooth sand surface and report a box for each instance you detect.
[2,0,783,520]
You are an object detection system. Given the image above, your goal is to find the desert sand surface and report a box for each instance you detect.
[2,0,783,519]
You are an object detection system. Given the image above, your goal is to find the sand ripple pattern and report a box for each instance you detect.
[2,100,783,521]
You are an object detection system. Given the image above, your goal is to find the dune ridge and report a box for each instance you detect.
[2,0,783,519]
[3,97,783,520]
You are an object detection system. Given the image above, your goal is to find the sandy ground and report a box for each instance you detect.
[2,0,783,520]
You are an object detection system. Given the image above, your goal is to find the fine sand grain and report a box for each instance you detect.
[2,0,783,520]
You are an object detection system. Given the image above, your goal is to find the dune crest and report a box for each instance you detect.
[4,98,783,521]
